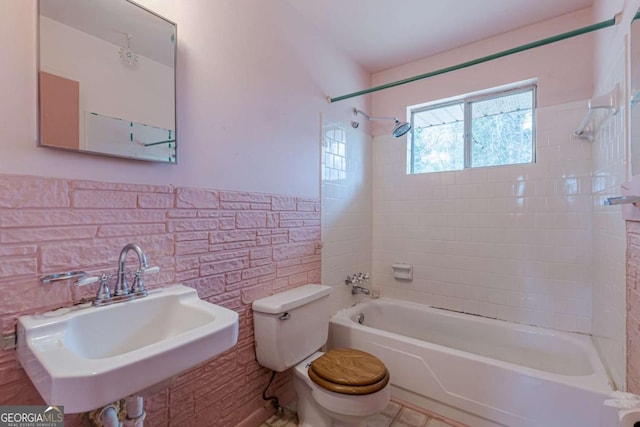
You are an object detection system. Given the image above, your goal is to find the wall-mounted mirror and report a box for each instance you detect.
[631,10,640,175]
[38,0,177,163]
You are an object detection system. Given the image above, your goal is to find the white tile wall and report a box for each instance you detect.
[372,100,594,334]
[591,51,627,390]
[320,83,627,391]
[321,119,373,313]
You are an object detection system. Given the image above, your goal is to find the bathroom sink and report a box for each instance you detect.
[16,285,239,413]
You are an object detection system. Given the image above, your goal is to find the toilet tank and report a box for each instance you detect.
[252,284,331,372]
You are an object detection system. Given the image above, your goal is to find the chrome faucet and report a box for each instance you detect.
[73,243,159,306]
[351,285,371,296]
[114,243,149,296]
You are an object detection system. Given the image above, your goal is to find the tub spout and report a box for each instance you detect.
[351,285,371,296]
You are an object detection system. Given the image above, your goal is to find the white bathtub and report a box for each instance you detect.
[329,298,619,427]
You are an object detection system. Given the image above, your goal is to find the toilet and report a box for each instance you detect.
[252,284,391,427]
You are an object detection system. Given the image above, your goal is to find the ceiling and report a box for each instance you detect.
[40,0,176,67]
[286,0,594,73]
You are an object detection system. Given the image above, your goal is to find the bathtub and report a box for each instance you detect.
[328,298,619,427]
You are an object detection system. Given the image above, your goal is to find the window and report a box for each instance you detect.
[322,123,347,182]
[409,84,536,174]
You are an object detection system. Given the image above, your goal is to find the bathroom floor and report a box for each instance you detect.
[260,401,459,427]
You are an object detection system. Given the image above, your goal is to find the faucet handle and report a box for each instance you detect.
[75,274,112,305]
[140,266,160,275]
[75,275,100,286]
[95,274,112,303]
[131,266,159,295]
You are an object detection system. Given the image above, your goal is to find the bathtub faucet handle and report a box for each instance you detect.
[346,272,370,286]
[346,273,359,285]
[355,272,369,284]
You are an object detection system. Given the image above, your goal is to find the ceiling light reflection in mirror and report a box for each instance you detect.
[38,0,177,163]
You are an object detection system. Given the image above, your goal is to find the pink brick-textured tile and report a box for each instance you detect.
[0,174,321,426]
[627,221,640,393]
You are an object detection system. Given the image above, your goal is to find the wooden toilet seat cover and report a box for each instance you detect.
[308,348,390,395]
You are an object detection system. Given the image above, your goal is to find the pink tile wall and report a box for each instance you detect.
[0,174,321,426]
[627,221,640,394]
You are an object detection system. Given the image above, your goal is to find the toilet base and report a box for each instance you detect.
[293,352,391,427]
[294,376,369,427]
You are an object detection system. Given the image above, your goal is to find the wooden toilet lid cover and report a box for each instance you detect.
[308,348,389,394]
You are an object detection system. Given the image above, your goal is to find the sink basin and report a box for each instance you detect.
[17,285,239,413]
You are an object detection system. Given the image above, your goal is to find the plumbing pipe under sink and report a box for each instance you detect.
[124,395,145,427]
[95,395,145,427]
[98,404,120,427]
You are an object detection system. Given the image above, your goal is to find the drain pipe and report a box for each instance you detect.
[98,404,121,427]
[124,395,146,427]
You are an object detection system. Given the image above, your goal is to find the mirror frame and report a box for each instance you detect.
[36,0,178,164]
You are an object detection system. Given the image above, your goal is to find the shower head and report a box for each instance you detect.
[353,108,412,138]
[392,120,412,138]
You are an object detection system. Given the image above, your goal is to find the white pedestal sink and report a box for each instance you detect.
[17,285,239,413]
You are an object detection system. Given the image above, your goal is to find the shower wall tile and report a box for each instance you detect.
[321,119,373,314]
[372,100,594,334]
[591,51,628,391]
[0,173,319,426]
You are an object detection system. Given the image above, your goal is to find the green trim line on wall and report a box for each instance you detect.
[144,139,176,147]
[328,16,619,103]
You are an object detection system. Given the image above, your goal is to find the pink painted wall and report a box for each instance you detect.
[2,1,370,198]
[627,222,640,393]
[592,0,628,95]
[1,1,366,423]
[0,173,320,426]
[370,9,594,131]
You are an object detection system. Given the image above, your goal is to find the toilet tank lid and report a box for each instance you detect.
[252,284,331,314]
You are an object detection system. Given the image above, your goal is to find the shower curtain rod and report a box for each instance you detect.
[328,15,620,103]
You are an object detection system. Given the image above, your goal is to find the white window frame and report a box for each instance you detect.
[408,83,537,174]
